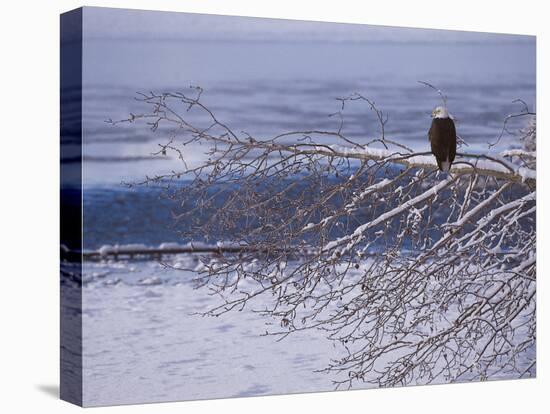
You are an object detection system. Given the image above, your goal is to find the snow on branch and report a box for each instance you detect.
[290,144,535,184]
[116,86,536,388]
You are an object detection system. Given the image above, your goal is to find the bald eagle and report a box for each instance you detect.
[429,106,457,172]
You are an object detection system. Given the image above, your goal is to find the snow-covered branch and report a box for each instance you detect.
[296,145,535,184]
[118,86,536,388]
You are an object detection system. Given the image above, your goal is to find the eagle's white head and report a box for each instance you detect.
[431,106,450,119]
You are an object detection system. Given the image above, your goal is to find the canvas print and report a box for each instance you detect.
[60,7,536,407]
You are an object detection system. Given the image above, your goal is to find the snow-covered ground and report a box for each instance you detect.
[77,254,534,406]
[81,257,339,406]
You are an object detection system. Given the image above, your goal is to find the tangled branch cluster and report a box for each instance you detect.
[113,87,536,388]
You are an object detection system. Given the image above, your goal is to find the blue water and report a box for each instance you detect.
[80,39,535,183]
[78,37,535,249]
[71,8,537,250]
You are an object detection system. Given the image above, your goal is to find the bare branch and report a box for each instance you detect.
[116,85,536,388]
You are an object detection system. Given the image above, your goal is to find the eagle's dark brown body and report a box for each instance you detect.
[429,117,457,171]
